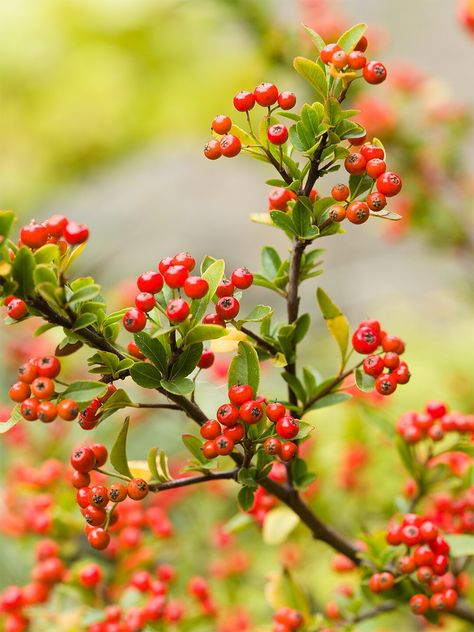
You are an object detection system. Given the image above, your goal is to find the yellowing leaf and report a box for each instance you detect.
[250,212,273,226]
[211,327,247,353]
[270,352,288,368]
[262,506,300,545]
[128,460,152,482]
[326,314,349,360]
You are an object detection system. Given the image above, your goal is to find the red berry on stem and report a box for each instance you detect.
[360,144,384,161]
[352,326,380,354]
[220,134,241,157]
[216,296,240,320]
[239,400,264,424]
[135,292,156,312]
[280,441,297,461]
[201,420,221,440]
[224,423,245,443]
[228,384,254,406]
[137,271,163,294]
[347,51,366,69]
[254,82,278,106]
[366,191,386,211]
[266,402,286,422]
[164,265,188,288]
[231,267,253,290]
[375,373,397,395]
[204,139,221,160]
[20,221,49,249]
[217,403,240,427]
[320,43,341,64]
[267,124,288,145]
[166,299,190,323]
[7,298,28,320]
[331,184,349,201]
[347,201,370,224]
[183,276,209,299]
[197,350,214,369]
[202,440,218,459]
[233,91,255,112]
[123,308,147,332]
[344,152,366,176]
[45,214,68,237]
[355,35,368,52]
[277,91,296,110]
[276,415,299,439]
[363,61,387,84]
[211,115,232,135]
[215,434,234,456]
[366,158,386,178]
[63,222,89,245]
[376,171,402,197]
[331,50,347,69]
[362,354,384,377]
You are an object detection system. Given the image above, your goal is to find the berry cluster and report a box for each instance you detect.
[199,385,299,462]
[383,513,458,615]
[19,215,89,251]
[329,143,402,226]
[70,442,150,550]
[272,607,304,632]
[123,252,253,364]
[267,186,318,212]
[352,320,410,395]
[396,401,474,444]
[248,462,287,526]
[0,539,65,632]
[204,82,296,160]
[320,36,387,86]
[429,488,474,535]
[8,355,79,424]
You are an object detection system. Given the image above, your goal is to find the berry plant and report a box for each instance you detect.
[0,22,473,632]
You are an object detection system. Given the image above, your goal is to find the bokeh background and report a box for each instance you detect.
[0,1,473,630]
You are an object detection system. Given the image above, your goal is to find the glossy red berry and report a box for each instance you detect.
[123,308,147,332]
[352,326,380,354]
[266,401,286,422]
[355,35,368,52]
[320,43,341,64]
[137,271,163,294]
[420,521,438,542]
[254,82,278,106]
[215,279,234,297]
[275,415,299,439]
[135,292,156,312]
[376,171,402,197]
[239,400,264,424]
[127,478,149,501]
[347,201,370,224]
[409,594,429,615]
[70,446,96,473]
[217,403,240,427]
[401,524,421,546]
[172,252,195,271]
[378,572,394,591]
[211,115,232,135]
[202,313,225,327]
[45,214,68,237]
[366,191,387,211]
[331,184,349,201]
[381,335,404,354]
[344,152,366,176]
[88,528,110,550]
[108,483,127,503]
[362,354,384,377]
[267,124,288,145]
[375,373,397,395]
[383,352,400,369]
[223,423,245,443]
[7,298,28,320]
[331,50,347,69]
[228,384,254,406]
[215,434,234,456]
[204,139,221,160]
[202,440,218,459]
[91,443,108,467]
[20,221,49,249]
[268,187,294,210]
[347,51,366,69]
[90,485,109,508]
[38,401,57,423]
[360,144,384,161]
[220,134,241,157]
[31,377,55,400]
[414,545,435,567]
[9,381,31,403]
[63,221,89,245]
[233,91,255,112]
[166,299,190,323]
[72,470,90,489]
[20,397,40,421]
[280,441,297,461]
[363,61,387,84]
[329,205,346,222]
[37,356,61,379]
[216,296,240,320]
[231,267,253,290]
[277,91,296,110]
[366,158,386,178]
[17,361,38,383]
[263,437,281,456]
[197,350,214,369]
[164,265,188,288]
[183,276,209,299]
[201,419,221,440]
[128,340,145,359]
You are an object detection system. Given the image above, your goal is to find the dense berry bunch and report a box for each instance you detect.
[428,487,474,535]
[396,401,474,444]
[272,606,304,631]
[352,320,409,395]
[319,35,387,86]
[204,82,296,160]
[78,383,117,431]
[200,385,299,462]
[19,215,89,251]
[382,513,458,615]
[8,355,80,424]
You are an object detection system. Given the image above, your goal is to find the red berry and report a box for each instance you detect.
[413,545,435,567]
[201,419,221,440]
[376,171,402,197]
[17,361,38,383]
[231,267,253,290]
[378,572,394,591]
[31,377,55,400]
[331,50,347,69]
[426,401,447,419]
[202,440,218,459]
[204,139,221,160]
[329,205,346,222]
[71,446,96,473]
[366,191,387,211]
[164,265,188,288]
[386,524,402,545]
[277,91,296,110]
[135,292,156,312]
[123,308,147,332]
[331,184,349,201]
[275,415,299,439]
[360,144,384,161]
[7,298,28,320]
[401,524,421,546]
[91,443,108,467]
[366,158,386,178]
[9,381,31,403]
[228,383,254,405]
[320,43,341,64]
[239,400,264,424]
[267,124,288,145]
[45,214,68,237]
[432,554,448,576]
[266,401,286,422]
[420,521,438,542]
[347,201,370,224]
[57,399,79,421]
[215,279,234,297]
[362,354,384,377]
[63,221,89,245]
[127,478,149,501]
[202,313,225,327]
[263,437,281,456]
[254,82,278,107]
[409,594,429,615]
[37,400,57,423]
[211,115,232,135]
[172,252,195,271]
[220,134,241,157]
[223,423,245,443]
[197,350,214,369]
[128,340,145,359]
[215,434,234,456]
[217,403,240,427]
[88,527,110,550]
[383,352,400,369]
[216,296,240,320]
[363,61,387,84]
[347,51,366,69]
[396,555,415,573]
[20,221,49,249]
[137,271,163,294]
[233,91,255,112]
[352,326,380,354]
[355,36,368,52]
[20,397,40,421]
[381,335,405,353]
[268,187,294,210]
[90,485,109,508]
[37,356,61,379]
[344,152,366,175]
[280,441,297,461]
[79,563,103,588]
[72,471,90,489]
[375,373,397,395]
[183,276,209,299]
[166,299,190,323]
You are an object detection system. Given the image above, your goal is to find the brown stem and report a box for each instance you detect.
[302,361,362,414]
[149,468,238,492]
[135,403,181,410]
[237,324,279,355]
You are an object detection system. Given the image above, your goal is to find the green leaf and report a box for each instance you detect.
[282,372,307,405]
[337,23,367,53]
[0,405,22,434]
[191,259,225,324]
[444,534,474,557]
[316,288,349,361]
[59,380,108,403]
[263,507,300,545]
[293,313,311,343]
[261,246,282,280]
[130,362,162,388]
[228,341,260,394]
[396,437,417,478]
[308,391,352,410]
[171,343,203,378]
[68,284,101,308]
[270,210,296,236]
[33,264,58,287]
[0,210,16,242]
[133,332,168,375]
[101,388,133,412]
[102,309,129,328]
[324,97,342,125]
[185,324,226,345]
[237,487,255,512]
[11,246,36,299]
[302,24,326,53]
[182,434,206,464]
[355,367,375,392]
[147,447,161,481]
[237,305,273,323]
[71,313,97,332]
[293,56,328,102]
[292,201,318,239]
[34,323,58,337]
[160,377,194,396]
[34,244,60,264]
[110,417,133,478]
